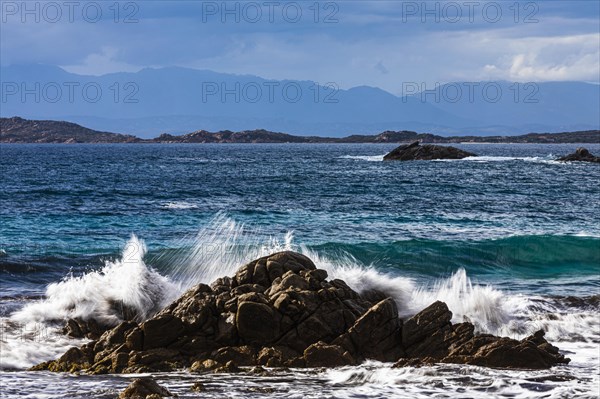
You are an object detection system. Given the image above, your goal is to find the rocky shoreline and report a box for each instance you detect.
[32,251,569,375]
[2,117,600,144]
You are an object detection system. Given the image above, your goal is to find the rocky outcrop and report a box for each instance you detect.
[556,147,600,163]
[394,302,566,369]
[0,116,140,143]
[118,377,174,398]
[383,141,476,161]
[31,251,569,373]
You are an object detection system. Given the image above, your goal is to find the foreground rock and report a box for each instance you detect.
[118,377,174,398]
[394,303,565,369]
[556,147,600,163]
[383,141,476,161]
[32,251,569,373]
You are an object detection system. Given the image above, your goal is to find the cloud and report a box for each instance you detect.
[482,33,600,82]
[62,46,142,75]
[1,1,598,90]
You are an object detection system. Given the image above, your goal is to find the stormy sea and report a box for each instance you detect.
[1,143,599,398]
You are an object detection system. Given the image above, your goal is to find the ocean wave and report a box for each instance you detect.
[309,235,600,279]
[10,235,179,327]
[337,154,567,164]
[458,155,560,164]
[162,201,198,209]
[2,215,598,370]
[338,154,385,162]
[324,360,598,399]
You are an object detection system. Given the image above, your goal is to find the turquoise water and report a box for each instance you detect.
[1,143,599,296]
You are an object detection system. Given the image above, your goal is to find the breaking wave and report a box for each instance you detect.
[2,214,598,369]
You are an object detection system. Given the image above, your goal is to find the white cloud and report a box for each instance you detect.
[473,33,600,82]
[62,46,142,75]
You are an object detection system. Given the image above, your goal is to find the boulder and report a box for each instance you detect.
[33,251,569,373]
[62,318,106,340]
[236,301,279,344]
[383,141,476,161]
[402,301,452,348]
[211,346,256,366]
[118,377,174,399]
[303,342,354,367]
[141,315,185,350]
[557,147,600,163]
[442,330,569,369]
[334,298,403,362]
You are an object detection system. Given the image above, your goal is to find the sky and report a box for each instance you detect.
[1,0,599,95]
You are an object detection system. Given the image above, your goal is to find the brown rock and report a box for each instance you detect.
[383,141,476,161]
[33,251,569,373]
[213,360,241,373]
[304,342,354,367]
[334,298,403,362]
[212,346,256,366]
[402,301,452,348]
[557,147,600,163]
[190,359,220,372]
[236,301,279,344]
[118,377,174,398]
[141,315,185,350]
[63,317,106,339]
[256,346,300,367]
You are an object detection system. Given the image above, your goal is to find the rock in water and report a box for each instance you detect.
[557,147,600,163]
[383,141,476,161]
[118,377,174,398]
[32,251,569,373]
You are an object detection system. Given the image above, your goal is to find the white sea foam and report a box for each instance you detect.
[10,235,179,327]
[162,201,198,209]
[338,155,385,162]
[323,360,598,399]
[338,154,565,165]
[440,155,563,165]
[0,320,83,370]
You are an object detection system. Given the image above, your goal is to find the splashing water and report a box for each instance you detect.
[301,245,519,335]
[11,235,179,327]
[408,268,510,332]
[2,214,598,370]
[299,245,416,315]
[154,213,295,291]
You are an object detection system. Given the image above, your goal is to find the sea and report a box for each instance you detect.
[0,143,599,398]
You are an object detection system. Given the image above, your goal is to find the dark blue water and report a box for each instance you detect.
[1,143,599,297]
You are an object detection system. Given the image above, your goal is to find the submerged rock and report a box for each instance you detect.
[556,147,600,163]
[383,141,476,161]
[32,251,569,373]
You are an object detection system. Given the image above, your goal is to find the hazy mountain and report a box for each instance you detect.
[1,65,598,138]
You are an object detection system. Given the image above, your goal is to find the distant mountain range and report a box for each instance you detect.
[1,64,598,137]
[2,117,599,144]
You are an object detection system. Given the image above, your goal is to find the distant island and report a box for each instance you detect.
[1,117,599,144]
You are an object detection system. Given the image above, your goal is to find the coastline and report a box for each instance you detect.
[2,117,599,144]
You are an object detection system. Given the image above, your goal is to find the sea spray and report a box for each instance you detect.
[299,245,416,316]
[11,235,178,327]
[2,214,598,370]
[153,213,295,291]
[1,235,179,369]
